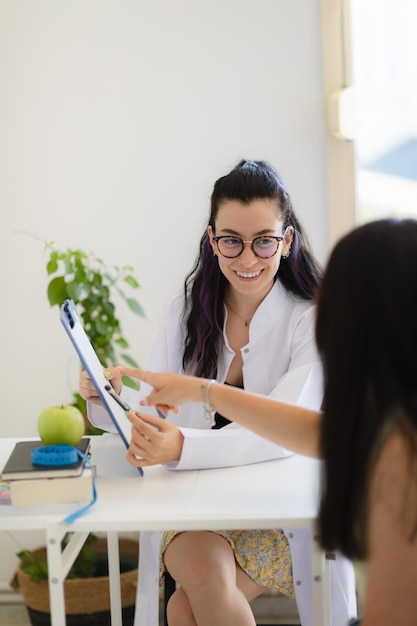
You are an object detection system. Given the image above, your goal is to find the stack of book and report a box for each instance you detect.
[0,438,94,507]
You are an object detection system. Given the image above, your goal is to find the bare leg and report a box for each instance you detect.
[164,531,266,626]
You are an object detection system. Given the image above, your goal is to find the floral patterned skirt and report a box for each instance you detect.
[160,529,294,597]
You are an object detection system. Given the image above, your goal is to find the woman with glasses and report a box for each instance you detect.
[82,159,356,626]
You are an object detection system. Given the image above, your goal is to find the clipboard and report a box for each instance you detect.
[60,299,143,476]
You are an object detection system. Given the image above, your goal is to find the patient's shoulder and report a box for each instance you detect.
[363,425,417,625]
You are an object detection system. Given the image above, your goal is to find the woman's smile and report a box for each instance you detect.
[234,269,263,280]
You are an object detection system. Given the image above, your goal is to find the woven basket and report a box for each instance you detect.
[14,538,138,617]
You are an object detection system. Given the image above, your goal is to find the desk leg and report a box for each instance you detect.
[46,526,90,625]
[45,525,68,626]
[311,538,332,626]
[107,531,123,626]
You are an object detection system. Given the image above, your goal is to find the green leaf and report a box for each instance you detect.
[74,267,87,283]
[17,550,49,582]
[103,271,114,283]
[120,353,139,367]
[92,273,103,288]
[71,392,87,417]
[46,257,58,275]
[122,375,140,390]
[47,276,69,307]
[66,280,83,301]
[102,301,115,314]
[126,298,146,317]
[95,319,111,335]
[64,258,75,275]
[124,275,139,288]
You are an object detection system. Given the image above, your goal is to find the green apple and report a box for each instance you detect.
[37,405,85,446]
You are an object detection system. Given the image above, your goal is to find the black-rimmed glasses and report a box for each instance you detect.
[212,235,284,259]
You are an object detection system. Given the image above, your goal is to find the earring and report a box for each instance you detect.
[282,248,291,259]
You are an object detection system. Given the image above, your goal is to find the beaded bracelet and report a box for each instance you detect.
[201,379,216,427]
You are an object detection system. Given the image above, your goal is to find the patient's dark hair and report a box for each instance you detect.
[182,159,322,378]
[316,218,417,558]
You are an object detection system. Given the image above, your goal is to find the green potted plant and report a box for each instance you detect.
[36,236,145,430]
[12,534,139,626]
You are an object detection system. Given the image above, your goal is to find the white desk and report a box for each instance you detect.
[0,435,330,626]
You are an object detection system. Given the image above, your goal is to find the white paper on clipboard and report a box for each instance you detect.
[60,299,143,475]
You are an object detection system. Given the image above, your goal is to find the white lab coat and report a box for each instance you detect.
[88,281,357,625]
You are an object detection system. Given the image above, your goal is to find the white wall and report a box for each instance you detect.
[0,0,328,583]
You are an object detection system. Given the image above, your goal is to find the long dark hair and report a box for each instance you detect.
[316,218,417,558]
[182,159,322,378]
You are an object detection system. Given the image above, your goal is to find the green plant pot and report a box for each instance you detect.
[15,538,139,626]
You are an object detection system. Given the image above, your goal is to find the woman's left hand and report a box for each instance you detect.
[126,411,184,468]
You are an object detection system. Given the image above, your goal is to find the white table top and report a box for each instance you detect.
[0,434,321,533]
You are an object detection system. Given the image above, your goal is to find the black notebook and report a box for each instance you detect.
[1,438,91,480]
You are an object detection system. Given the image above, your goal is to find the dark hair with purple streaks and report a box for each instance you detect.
[182,159,322,378]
